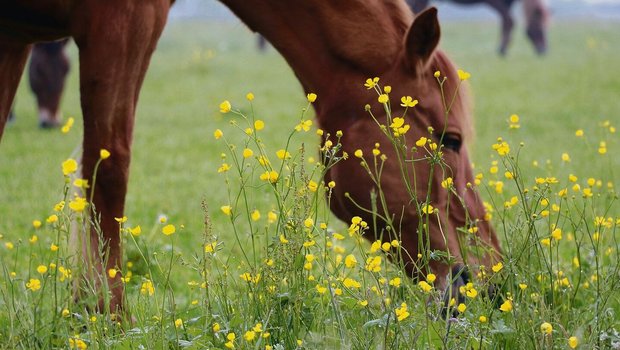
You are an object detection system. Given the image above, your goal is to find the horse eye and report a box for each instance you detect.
[440,134,462,152]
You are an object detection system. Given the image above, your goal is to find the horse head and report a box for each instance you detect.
[269,5,504,291]
[523,0,550,55]
[28,40,70,128]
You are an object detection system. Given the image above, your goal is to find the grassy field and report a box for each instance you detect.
[1,16,619,349]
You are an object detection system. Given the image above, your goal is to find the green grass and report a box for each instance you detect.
[1,18,619,348]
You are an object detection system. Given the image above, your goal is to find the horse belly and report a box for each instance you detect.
[0,1,72,44]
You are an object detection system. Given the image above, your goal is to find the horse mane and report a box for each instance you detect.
[317,0,414,74]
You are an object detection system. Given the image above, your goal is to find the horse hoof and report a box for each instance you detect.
[39,120,61,129]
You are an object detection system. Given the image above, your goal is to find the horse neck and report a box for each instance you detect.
[221,0,413,96]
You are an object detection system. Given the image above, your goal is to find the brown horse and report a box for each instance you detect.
[407,0,550,55]
[0,1,501,313]
[29,39,71,128]
[6,40,70,128]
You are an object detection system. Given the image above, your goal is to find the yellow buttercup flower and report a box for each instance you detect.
[69,196,88,212]
[62,158,78,176]
[267,211,277,223]
[551,228,562,240]
[389,117,410,135]
[295,119,312,132]
[395,302,410,321]
[492,139,510,156]
[73,178,90,189]
[400,96,418,108]
[242,148,254,158]
[568,336,579,349]
[415,137,428,147]
[217,163,231,173]
[441,177,453,189]
[418,280,433,293]
[100,149,111,160]
[246,92,255,101]
[141,280,155,296]
[499,299,513,312]
[26,278,41,291]
[307,93,317,103]
[315,284,327,294]
[214,129,224,140]
[129,225,142,236]
[303,217,314,228]
[364,77,379,89]
[221,205,232,216]
[254,119,265,130]
[204,241,217,253]
[219,100,231,113]
[343,278,361,289]
[365,256,382,272]
[378,94,389,104]
[244,330,256,342]
[421,204,435,215]
[276,149,291,159]
[540,322,553,335]
[260,170,279,183]
[307,180,318,192]
[344,254,357,268]
[61,117,74,134]
[457,69,471,81]
[162,224,176,236]
[561,152,571,162]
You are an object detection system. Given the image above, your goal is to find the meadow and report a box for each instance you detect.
[1,15,619,349]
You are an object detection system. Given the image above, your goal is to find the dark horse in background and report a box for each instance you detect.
[8,40,70,128]
[407,0,550,55]
[1,1,501,313]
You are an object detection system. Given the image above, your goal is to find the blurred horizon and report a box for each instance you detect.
[169,0,620,22]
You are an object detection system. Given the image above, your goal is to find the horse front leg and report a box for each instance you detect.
[72,1,169,313]
[486,0,514,56]
[0,43,31,137]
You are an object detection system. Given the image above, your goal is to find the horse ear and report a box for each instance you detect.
[405,7,440,73]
